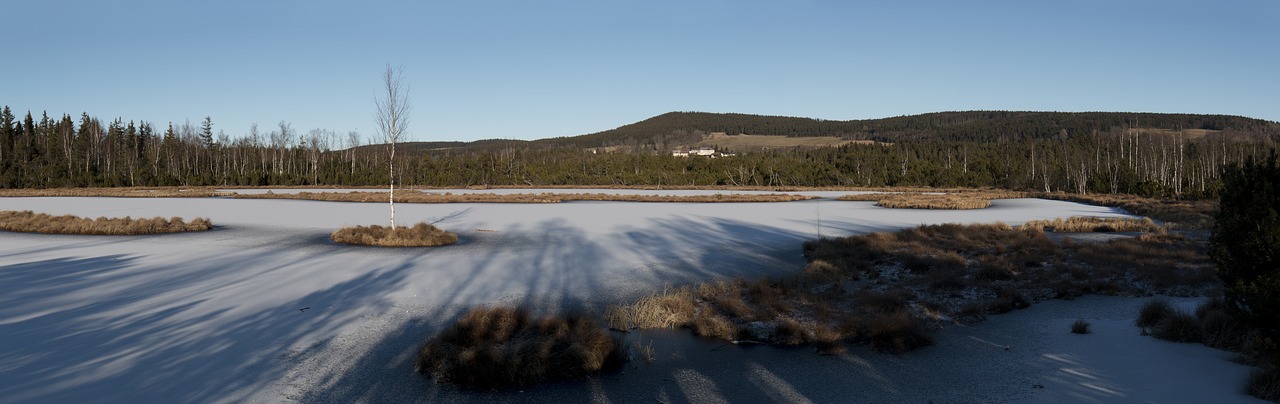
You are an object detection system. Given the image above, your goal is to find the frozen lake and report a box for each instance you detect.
[0,195,1259,403]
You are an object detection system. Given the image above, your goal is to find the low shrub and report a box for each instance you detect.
[331,222,458,247]
[1200,310,1247,351]
[1248,366,1280,402]
[1151,310,1203,343]
[1197,298,1248,351]
[0,210,212,235]
[414,307,625,388]
[1071,319,1092,334]
[1195,297,1229,319]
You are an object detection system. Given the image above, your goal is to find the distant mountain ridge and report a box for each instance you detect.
[396,110,1280,153]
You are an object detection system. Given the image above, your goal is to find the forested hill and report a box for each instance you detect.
[2,104,1278,196]
[388,138,530,154]
[386,111,1278,154]
[527,110,1280,149]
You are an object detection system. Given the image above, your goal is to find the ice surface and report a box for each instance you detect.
[0,194,1259,403]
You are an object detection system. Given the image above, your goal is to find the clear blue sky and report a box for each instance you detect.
[5,0,1277,143]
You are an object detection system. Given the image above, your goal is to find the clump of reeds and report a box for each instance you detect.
[1071,319,1092,334]
[330,222,458,247]
[1020,216,1161,233]
[605,288,696,331]
[0,210,213,235]
[414,306,625,388]
[1135,299,1175,335]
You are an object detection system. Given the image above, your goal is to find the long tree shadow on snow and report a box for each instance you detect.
[0,252,434,403]
[286,215,853,403]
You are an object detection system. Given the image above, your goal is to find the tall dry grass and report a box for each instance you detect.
[839,190,1027,210]
[414,306,625,388]
[604,288,696,330]
[0,210,212,235]
[0,187,229,198]
[1020,216,1162,233]
[331,222,458,247]
[1035,192,1216,230]
[234,191,816,203]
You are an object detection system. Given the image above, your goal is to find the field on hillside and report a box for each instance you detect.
[693,132,885,150]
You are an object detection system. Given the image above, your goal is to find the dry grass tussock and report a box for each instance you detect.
[838,190,1027,210]
[1020,216,1162,233]
[0,187,229,198]
[414,306,625,388]
[0,210,212,235]
[234,191,816,203]
[330,222,458,247]
[1071,319,1092,334]
[1035,192,1216,230]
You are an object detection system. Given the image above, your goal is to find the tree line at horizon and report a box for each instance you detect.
[1,105,1277,198]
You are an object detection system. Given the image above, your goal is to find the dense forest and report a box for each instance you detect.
[1,106,1277,198]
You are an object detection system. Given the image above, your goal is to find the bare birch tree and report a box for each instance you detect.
[374,64,410,229]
